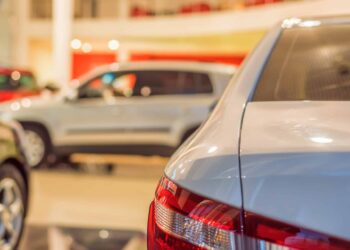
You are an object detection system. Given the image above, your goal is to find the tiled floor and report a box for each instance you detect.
[19,156,166,250]
[20,225,146,250]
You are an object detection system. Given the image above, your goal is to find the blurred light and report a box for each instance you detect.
[10,102,20,111]
[110,63,119,71]
[11,71,21,81]
[310,136,333,144]
[108,40,120,51]
[208,145,218,153]
[299,20,321,28]
[71,79,80,87]
[99,230,109,239]
[21,98,32,108]
[124,89,132,97]
[102,73,115,85]
[282,18,301,29]
[141,86,151,96]
[70,39,82,50]
[82,43,92,53]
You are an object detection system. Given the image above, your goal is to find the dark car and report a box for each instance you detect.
[0,120,29,249]
[0,67,40,103]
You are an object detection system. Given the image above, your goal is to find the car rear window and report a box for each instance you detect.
[253,24,350,101]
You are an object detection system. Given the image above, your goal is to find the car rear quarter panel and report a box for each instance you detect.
[241,101,350,241]
[210,71,236,97]
[164,26,281,208]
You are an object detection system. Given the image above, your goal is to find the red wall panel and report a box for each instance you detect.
[71,52,246,79]
[131,53,246,66]
[72,53,116,79]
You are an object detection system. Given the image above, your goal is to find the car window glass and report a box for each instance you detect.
[78,70,213,99]
[132,71,212,96]
[254,25,350,101]
[133,71,180,96]
[78,72,116,99]
[0,75,8,89]
[198,73,213,93]
[112,74,137,97]
[18,75,37,91]
[0,73,37,91]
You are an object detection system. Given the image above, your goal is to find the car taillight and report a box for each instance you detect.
[148,176,242,249]
[244,212,350,250]
[148,176,350,250]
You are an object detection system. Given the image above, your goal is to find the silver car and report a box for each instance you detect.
[0,61,235,168]
[148,17,350,249]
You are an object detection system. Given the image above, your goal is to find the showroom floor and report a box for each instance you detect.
[18,155,166,250]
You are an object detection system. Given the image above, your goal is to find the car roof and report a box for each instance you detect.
[281,15,350,29]
[0,67,34,76]
[104,60,235,73]
[76,60,236,84]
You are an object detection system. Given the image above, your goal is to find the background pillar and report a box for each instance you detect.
[52,0,73,87]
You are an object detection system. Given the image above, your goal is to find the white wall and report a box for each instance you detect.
[0,0,13,66]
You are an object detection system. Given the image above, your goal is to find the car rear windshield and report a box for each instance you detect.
[253,24,350,101]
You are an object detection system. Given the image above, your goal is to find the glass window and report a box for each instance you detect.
[78,72,115,99]
[78,70,213,99]
[132,71,213,96]
[253,25,350,101]
[0,75,8,89]
[17,75,38,91]
[182,72,213,94]
[133,71,180,96]
[0,73,38,91]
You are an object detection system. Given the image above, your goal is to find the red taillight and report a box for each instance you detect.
[245,212,350,250]
[147,176,242,249]
[148,176,350,250]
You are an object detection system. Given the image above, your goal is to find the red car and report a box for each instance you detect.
[0,67,40,102]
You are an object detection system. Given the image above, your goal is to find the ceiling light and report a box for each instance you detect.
[108,40,120,51]
[82,43,93,53]
[70,39,82,50]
